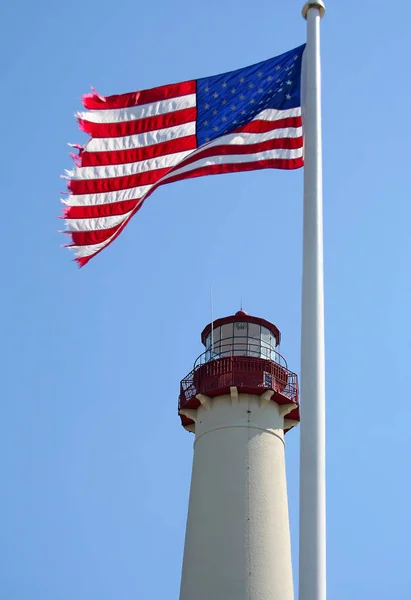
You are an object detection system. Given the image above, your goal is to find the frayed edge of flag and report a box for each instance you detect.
[70,152,82,168]
[61,243,89,267]
[60,85,147,268]
[76,116,88,134]
[82,87,107,108]
[63,242,93,267]
[68,142,84,169]
[60,206,71,218]
[75,256,90,268]
[60,95,97,268]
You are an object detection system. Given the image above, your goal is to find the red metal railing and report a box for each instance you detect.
[179,355,299,411]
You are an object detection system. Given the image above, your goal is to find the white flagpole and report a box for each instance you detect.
[299,3,326,600]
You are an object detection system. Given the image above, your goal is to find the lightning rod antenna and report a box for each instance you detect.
[210,286,214,357]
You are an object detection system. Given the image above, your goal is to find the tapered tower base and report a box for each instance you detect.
[179,391,295,600]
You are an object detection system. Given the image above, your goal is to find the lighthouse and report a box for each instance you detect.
[178,310,300,600]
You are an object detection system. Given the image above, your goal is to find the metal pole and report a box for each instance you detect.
[299,3,326,600]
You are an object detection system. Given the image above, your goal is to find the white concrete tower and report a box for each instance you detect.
[178,311,300,600]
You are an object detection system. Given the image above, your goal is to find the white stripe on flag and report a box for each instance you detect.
[160,147,304,182]
[256,107,301,120]
[202,127,303,149]
[84,122,197,152]
[63,185,152,207]
[68,239,118,258]
[77,94,196,124]
[65,209,135,232]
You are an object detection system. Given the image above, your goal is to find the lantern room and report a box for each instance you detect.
[201,310,281,363]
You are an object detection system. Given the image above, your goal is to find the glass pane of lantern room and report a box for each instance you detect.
[248,323,261,356]
[269,333,277,362]
[210,326,221,356]
[234,322,248,337]
[233,323,247,356]
[220,323,233,356]
[233,337,247,356]
[261,345,270,359]
[261,327,271,358]
[261,327,271,345]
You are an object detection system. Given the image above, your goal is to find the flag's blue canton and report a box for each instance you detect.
[196,44,305,146]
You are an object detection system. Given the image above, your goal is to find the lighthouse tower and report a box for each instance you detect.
[178,310,300,600]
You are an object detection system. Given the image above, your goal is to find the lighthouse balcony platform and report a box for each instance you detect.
[179,353,300,432]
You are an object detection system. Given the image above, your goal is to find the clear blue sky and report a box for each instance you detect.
[1,1,410,598]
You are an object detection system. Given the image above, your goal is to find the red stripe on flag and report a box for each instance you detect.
[76,255,96,267]
[83,80,196,110]
[64,199,141,220]
[163,157,304,186]
[68,167,171,195]
[177,137,303,170]
[70,225,121,247]
[80,135,197,167]
[78,107,197,139]
[236,116,302,134]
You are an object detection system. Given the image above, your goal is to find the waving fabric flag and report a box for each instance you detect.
[62,44,305,266]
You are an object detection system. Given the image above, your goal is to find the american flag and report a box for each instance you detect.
[62,44,305,266]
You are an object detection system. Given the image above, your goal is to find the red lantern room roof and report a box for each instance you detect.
[201,310,281,346]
